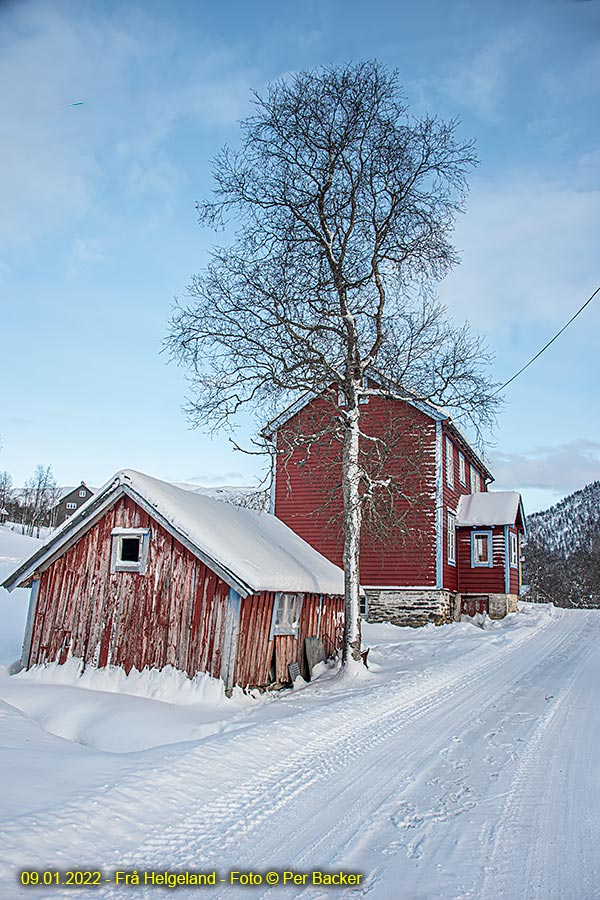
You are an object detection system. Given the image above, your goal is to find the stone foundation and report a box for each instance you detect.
[365,588,459,628]
[488,593,519,618]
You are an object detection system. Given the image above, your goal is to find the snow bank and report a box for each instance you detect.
[0,526,42,665]
[14,658,251,707]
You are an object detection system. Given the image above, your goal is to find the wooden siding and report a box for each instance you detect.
[274,392,438,588]
[234,591,344,686]
[27,495,344,687]
[456,526,506,594]
[440,423,490,593]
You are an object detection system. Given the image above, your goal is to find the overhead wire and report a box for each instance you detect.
[492,284,600,396]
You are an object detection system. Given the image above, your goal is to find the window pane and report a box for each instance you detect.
[120,537,140,562]
[474,534,489,564]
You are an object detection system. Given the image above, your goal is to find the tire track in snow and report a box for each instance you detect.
[75,608,579,900]
[480,610,600,900]
[1,606,570,900]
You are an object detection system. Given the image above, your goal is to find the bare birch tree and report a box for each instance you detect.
[167,62,499,666]
[22,465,60,537]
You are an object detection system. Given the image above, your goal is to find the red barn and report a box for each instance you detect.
[268,388,525,625]
[2,470,345,688]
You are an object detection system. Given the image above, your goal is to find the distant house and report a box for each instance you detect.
[2,470,344,689]
[51,482,94,528]
[268,387,525,624]
[0,507,8,525]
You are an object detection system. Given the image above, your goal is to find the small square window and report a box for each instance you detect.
[272,592,303,637]
[66,502,77,510]
[111,528,150,574]
[79,490,87,498]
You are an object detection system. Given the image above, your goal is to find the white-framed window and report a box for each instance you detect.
[445,437,454,488]
[458,452,466,486]
[447,512,456,566]
[66,502,77,510]
[79,489,87,498]
[271,592,303,637]
[471,530,493,567]
[470,466,481,494]
[110,528,151,574]
[510,532,518,568]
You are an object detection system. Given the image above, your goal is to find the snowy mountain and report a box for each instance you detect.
[524,481,600,607]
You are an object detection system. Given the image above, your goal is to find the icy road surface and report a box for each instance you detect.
[1,604,599,900]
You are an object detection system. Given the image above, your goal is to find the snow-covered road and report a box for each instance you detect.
[1,604,599,900]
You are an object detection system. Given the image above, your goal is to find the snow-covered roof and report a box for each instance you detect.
[2,470,345,598]
[456,491,524,528]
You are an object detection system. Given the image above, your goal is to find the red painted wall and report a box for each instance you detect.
[441,423,490,592]
[274,392,438,588]
[456,526,506,594]
[28,495,344,686]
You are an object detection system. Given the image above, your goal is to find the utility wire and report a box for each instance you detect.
[493,284,600,396]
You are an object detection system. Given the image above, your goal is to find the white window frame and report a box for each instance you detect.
[79,489,87,498]
[510,532,518,568]
[470,465,481,494]
[110,527,151,574]
[66,502,77,510]
[447,511,456,566]
[471,530,493,568]
[458,452,466,486]
[445,437,455,489]
[270,592,303,638]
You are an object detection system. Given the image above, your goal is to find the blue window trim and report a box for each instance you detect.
[509,531,518,569]
[447,511,456,566]
[458,451,467,486]
[445,437,454,489]
[471,530,493,568]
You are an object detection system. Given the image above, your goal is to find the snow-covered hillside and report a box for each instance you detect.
[527,480,600,557]
[524,480,600,606]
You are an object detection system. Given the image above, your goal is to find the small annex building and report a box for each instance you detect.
[456,491,526,618]
[2,470,345,689]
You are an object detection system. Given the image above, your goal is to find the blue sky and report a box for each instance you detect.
[1,0,598,513]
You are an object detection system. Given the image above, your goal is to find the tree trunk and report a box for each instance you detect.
[342,398,363,664]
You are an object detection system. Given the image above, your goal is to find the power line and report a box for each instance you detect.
[493,284,600,396]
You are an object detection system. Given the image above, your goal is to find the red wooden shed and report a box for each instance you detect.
[2,470,345,689]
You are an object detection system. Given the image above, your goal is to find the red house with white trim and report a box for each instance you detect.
[268,388,525,625]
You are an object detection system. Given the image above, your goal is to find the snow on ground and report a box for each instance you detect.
[0,526,42,665]
[1,526,599,899]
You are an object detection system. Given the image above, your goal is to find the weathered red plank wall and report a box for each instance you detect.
[28,495,345,687]
[274,393,438,588]
[29,496,232,679]
[234,591,344,685]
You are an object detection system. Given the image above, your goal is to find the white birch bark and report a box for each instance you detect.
[342,390,363,663]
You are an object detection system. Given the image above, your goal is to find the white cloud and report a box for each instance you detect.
[490,439,600,496]
[439,30,527,123]
[67,238,105,277]
[0,2,254,248]
[440,177,600,333]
